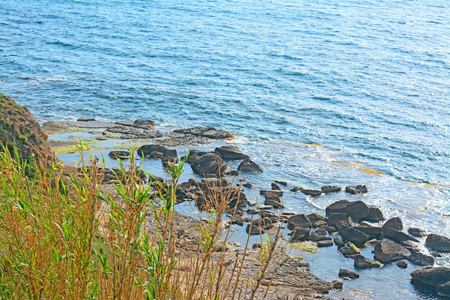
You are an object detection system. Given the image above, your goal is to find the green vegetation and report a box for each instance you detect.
[287,242,318,254]
[0,145,282,299]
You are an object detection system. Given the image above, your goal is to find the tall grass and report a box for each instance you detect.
[0,144,283,299]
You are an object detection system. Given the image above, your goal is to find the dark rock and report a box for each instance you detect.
[325,200,369,220]
[408,227,428,237]
[407,247,435,266]
[383,217,403,231]
[327,213,350,228]
[138,144,170,157]
[374,239,411,263]
[363,207,385,222]
[306,213,325,221]
[271,182,282,190]
[382,226,418,244]
[133,119,155,127]
[326,226,337,233]
[176,188,189,201]
[318,240,334,247]
[260,190,283,197]
[215,146,249,160]
[288,227,310,241]
[315,226,328,235]
[77,116,96,122]
[437,282,450,297]
[282,212,297,216]
[108,150,130,159]
[345,185,368,195]
[334,237,345,248]
[321,186,342,193]
[308,232,331,242]
[247,209,258,214]
[301,189,322,197]
[353,255,383,269]
[238,158,263,174]
[150,151,164,159]
[397,261,408,268]
[332,279,343,290]
[274,180,288,186]
[355,225,382,239]
[311,219,327,228]
[190,153,228,177]
[339,225,369,247]
[240,182,253,188]
[184,150,208,164]
[287,214,312,230]
[172,126,232,139]
[264,197,284,209]
[231,214,245,226]
[425,234,450,252]
[339,269,359,279]
[226,170,239,176]
[290,186,303,192]
[246,224,265,235]
[411,266,450,287]
[339,242,360,256]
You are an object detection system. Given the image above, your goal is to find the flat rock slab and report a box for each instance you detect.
[374,239,411,263]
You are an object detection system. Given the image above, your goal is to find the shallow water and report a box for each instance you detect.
[2,0,450,298]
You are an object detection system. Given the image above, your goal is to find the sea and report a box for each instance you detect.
[1,0,449,299]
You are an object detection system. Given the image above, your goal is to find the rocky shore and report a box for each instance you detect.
[2,94,450,299]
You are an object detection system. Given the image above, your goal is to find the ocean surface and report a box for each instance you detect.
[1,0,449,299]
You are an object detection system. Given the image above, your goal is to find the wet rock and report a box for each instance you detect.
[363,207,385,222]
[290,186,303,192]
[271,182,282,190]
[411,266,450,287]
[382,226,418,244]
[326,200,369,220]
[133,119,155,127]
[425,234,450,252]
[138,144,170,157]
[326,226,337,233]
[383,217,403,231]
[311,219,327,228]
[406,247,435,266]
[437,282,450,297]
[238,158,263,174]
[247,209,258,214]
[264,197,284,209]
[318,240,334,247]
[275,180,288,186]
[231,214,245,226]
[355,224,382,239]
[339,225,370,247]
[77,116,96,122]
[246,224,265,235]
[339,269,359,279]
[374,239,411,263]
[408,227,428,237]
[327,213,350,228]
[260,190,283,197]
[306,213,325,221]
[288,227,311,241]
[184,150,208,163]
[172,126,232,139]
[215,146,249,160]
[353,255,383,269]
[308,232,331,242]
[282,212,297,216]
[345,185,368,195]
[315,226,328,235]
[321,185,342,193]
[334,237,345,248]
[287,214,312,230]
[257,205,273,210]
[190,153,228,177]
[150,151,164,159]
[339,242,360,256]
[108,150,130,159]
[397,261,408,268]
[301,189,322,197]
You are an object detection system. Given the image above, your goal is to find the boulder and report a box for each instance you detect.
[318,240,334,247]
[437,282,450,297]
[264,197,284,209]
[308,232,331,242]
[355,225,382,239]
[287,214,312,230]
[338,269,359,279]
[260,190,283,197]
[332,279,343,290]
[353,255,383,269]
[321,185,341,193]
[345,185,368,195]
[339,225,369,247]
[411,266,450,287]
[150,151,164,159]
[339,242,360,256]
[133,119,155,127]
[301,189,322,197]
[425,234,450,252]
[290,186,302,192]
[246,224,265,235]
[172,126,232,139]
[274,180,288,186]
[405,246,435,266]
[184,150,208,164]
[77,116,96,121]
[238,158,263,174]
[374,239,411,263]
[408,227,428,237]
[397,261,408,268]
[190,153,228,177]
[363,207,385,222]
[325,200,369,220]
[334,237,345,248]
[383,217,403,231]
[382,226,418,244]
[108,150,130,159]
[271,182,282,190]
[215,146,249,160]
[327,213,350,228]
[315,226,328,235]
[138,144,171,157]
[311,219,327,228]
[288,227,310,241]
[306,213,325,221]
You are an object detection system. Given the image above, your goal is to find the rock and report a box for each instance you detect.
[215,146,249,160]
[383,217,403,231]
[397,261,408,268]
[311,219,327,228]
[288,227,311,241]
[306,213,325,221]
[318,240,334,247]
[108,150,130,159]
[425,234,450,252]
[271,182,282,190]
[355,225,382,239]
[339,225,370,248]
[274,180,288,186]
[264,197,284,209]
[282,212,297,216]
[353,255,383,269]
[77,116,96,122]
[172,126,232,139]
[290,186,303,192]
[260,190,283,197]
[374,239,411,263]
[326,226,337,233]
[190,153,228,177]
[184,150,208,163]
[334,237,345,248]
[150,151,164,159]
[339,242,360,256]
[406,246,435,266]
[345,185,368,195]
[382,226,418,244]
[332,279,343,290]
[321,186,341,193]
[338,269,359,279]
[301,189,322,197]
[246,224,264,235]
[308,232,331,242]
[327,213,350,228]
[411,266,450,287]
[231,214,245,226]
[287,214,312,230]
[437,282,450,297]
[133,119,155,127]
[252,243,262,249]
[325,200,369,220]
[257,205,273,210]
[363,207,385,222]
[408,227,428,237]
[137,144,171,157]
[315,226,328,235]
[238,158,263,174]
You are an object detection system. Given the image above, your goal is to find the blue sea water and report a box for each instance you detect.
[1,1,449,298]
